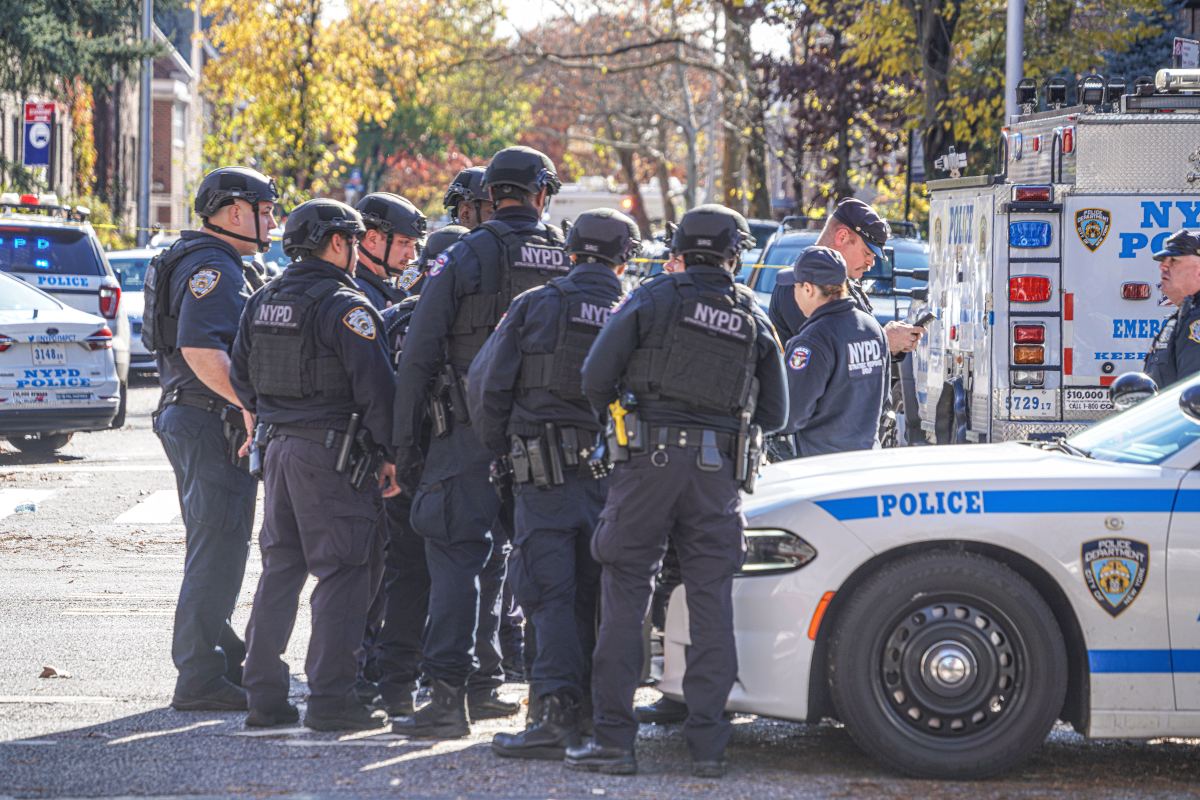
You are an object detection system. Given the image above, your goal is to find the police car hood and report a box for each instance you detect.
[747,442,1151,517]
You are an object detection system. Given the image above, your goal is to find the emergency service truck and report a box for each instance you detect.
[912,69,1200,443]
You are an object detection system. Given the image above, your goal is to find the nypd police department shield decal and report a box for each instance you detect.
[189,268,221,299]
[342,307,376,340]
[1074,209,1111,253]
[1082,538,1148,617]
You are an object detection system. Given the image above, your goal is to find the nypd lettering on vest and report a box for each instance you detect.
[189,269,221,299]
[847,339,884,375]
[514,243,568,272]
[682,300,751,340]
[570,301,612,328]
[256,302,298,328]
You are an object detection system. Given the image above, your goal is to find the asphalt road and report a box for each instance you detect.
[2,381,1200,798]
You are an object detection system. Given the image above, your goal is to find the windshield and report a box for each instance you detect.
[755,235,817,293]
[1066,376,1200,465]
[108,255,152,291]
[0,227,105,275]
[0,274,63,311]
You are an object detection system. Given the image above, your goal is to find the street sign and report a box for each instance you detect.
[1174,37,1199,69]
[23,101,54,168]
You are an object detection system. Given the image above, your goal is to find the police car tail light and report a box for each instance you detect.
[0,334,13,353]
[1013,324,1045,344]
[1121,282,1151,300]
[738,529,816,576]
[1013,345,1045,364]
[1011,369,1044,386]
[85,327,113,351]
[1013,185,1051,202]
[1009,275,1051,303]
[98,285,120,320]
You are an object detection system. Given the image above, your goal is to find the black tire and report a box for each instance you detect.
[828,551,1067,779]
[110,380,128,429]
[8,432,73,454]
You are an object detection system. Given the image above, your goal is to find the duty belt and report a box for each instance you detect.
[160,388,223,414]
[268,423,347,449]
[646,426,736,454]
[510,423,598,487]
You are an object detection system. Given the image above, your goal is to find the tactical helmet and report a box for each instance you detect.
[194,167,278,219]
[1111,371,1159,411]
[672,204,753,264]
[281,199,366,259]
[422,225,469,271]
[565,208,641,265]
[484,146,561,200]
[356,193,426,239]
[443,167,487,211]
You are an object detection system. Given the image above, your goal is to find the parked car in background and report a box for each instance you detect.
[0,193,130,427]
[105,247,162,377]
[0,272,120,454]
[743,218,781,273]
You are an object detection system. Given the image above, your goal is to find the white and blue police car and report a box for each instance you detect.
[658,374,1200,779]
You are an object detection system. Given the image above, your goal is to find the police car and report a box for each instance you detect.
[658,374,1200,779]
[106,247,162,376]
[0,272,120,453]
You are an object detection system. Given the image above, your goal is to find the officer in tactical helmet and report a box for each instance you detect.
[392,145,565,739]
[354,192,427,309]
[782,246,888,454]
[231,198,400,732]
[370,224,467,718]
[142,166,278,712]
[572,204,788,777]
[444,166,491,229]
[466,208,637,760]
[1144,229,1200,388]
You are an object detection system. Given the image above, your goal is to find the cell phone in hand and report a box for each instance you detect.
[913,311,937,328]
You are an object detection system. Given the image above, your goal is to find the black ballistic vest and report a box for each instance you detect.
[625,274,759,416]
[247,276,353,400]
[141,237,232,354]
[517,275,618,402]
[384,293,420,370]
[447,219,565,370]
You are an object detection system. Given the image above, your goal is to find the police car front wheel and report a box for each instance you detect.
[828,550,1067,780]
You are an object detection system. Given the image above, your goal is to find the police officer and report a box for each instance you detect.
[569,205,788,777]
[1144,229,1200,387]
[392,146,565,738]
[353,192,426,309]
[782,247,888,454]
[466,209,638,760]
[231,199,400,731]
[372,224,468,717]
[444,166,491,229]
[142,166,278,711]
[769,198,922,356]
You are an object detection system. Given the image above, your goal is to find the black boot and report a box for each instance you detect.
[392,679,469,739]
[246,703,300,728]
[492,693,581,760]
[564,738,637,775]
[303,701,388,732]
[382,681,417,717]
[468,689,520,720]
[634,694,688,724]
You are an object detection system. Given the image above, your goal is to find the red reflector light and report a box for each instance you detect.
[1014,185,1051,202]
[18,193,38,205]
[1009,275,1051,303]
[1121,282,1151,300]
[1061,126,1075,154]
[949,325,957,341]
[86,327,113,350]
[1013,324,1045,344]
[1014,345,1045,364]
[0,333,14,352]
[99,285,121,319]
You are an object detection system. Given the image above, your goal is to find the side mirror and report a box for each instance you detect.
[1181,385,1200,422]
[894,287,929,301]
[1112,371,1158,411]
[894,267,930,281]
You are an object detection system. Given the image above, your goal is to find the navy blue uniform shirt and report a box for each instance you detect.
[231,258,395,455]
[581,264,788,435]
[1145,292,1200,388]
[391,205,547,468]
[782,297,887,455]
[769,276,873,343]
[157,230,251,399]
[355,268,401,311]
[467,261,624,456]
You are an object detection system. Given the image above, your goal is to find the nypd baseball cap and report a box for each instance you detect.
[1152,229,1200,261]
[792,246,848,286]
[832,198,889,261]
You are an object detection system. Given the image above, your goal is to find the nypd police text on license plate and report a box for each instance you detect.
[1006,389,1055,419]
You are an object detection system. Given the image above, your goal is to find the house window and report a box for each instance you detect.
[173,103,185,148]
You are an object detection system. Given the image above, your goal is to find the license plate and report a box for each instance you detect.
[1006,389,1056,419]
[8,390,49,405]
[1064,387,1113,413]
[32,345,66,366]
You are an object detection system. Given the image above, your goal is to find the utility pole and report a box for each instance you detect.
[137,0,153,246]
[1004,0,1025,123]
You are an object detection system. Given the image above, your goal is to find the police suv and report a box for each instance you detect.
[658,374,1200,778]
[912,69,1200,443]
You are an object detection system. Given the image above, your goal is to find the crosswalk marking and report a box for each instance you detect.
[0,488,55,520]
[114,490,181,524]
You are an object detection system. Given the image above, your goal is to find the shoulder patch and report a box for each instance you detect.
[189,268,221,299]
[430,252,449,278]
[788,345,811,370]
[342,306,377,340]
[1189,319,1200,344]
